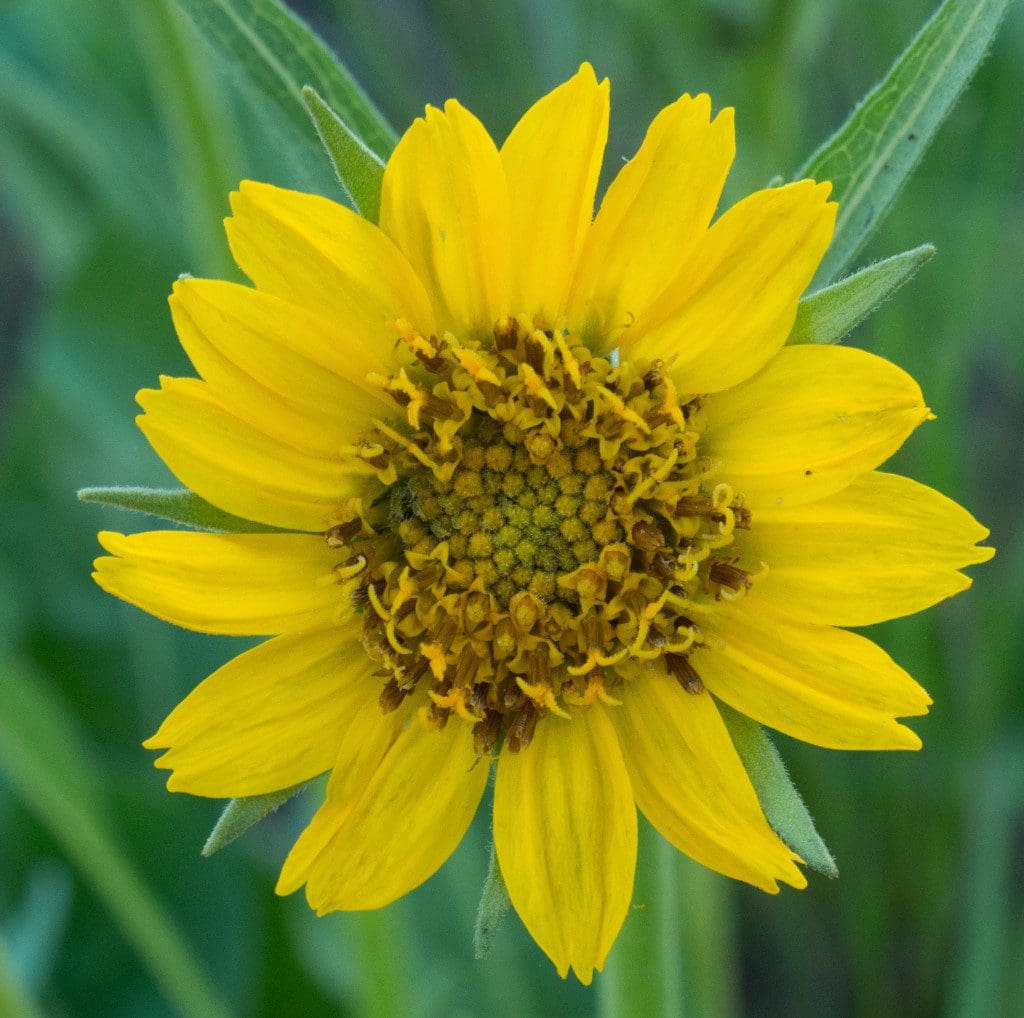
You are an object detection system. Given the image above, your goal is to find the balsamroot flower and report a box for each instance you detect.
[93,64,992,982]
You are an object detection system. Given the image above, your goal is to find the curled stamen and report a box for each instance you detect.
[428,685,480,723]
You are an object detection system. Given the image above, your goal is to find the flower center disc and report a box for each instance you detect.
[335,316,754,754]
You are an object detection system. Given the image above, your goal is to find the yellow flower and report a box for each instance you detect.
[93,64,992,982]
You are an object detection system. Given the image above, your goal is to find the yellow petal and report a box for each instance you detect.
[698,599,931,750]
[170,279,393,455]
[291,714,489,911]
[380,99,509,336]
[277,697,413,896]
[93,530,347,635]
[494,706,637,984]
[742,471,994,626]
[627,180,836,391]
[225,181,435,343]
[137,376,369,531]
[143,628,371,797]
[566,94,735,352]
[701,344,931,509]
[501,63,609,323]
[613,663,805,892]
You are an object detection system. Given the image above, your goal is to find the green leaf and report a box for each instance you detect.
[302,86,384,222]
[128,1,241,277]
[718,701,838,878]
[77,485,287,533]
[473,841,512,961]
[799,0,1013,284]
[0,934,44,1018]
[0,51,173,246]
[171,0,396,162]
[0,658,232,1018]
[202,783,307,857]
[788,243,935,345]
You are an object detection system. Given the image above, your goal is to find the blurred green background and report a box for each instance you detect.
[1,1,1020,1015]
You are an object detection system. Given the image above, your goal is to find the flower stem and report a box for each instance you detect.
[598,820,685,1017]
[351,907,414,1018]
[598,821,740,1017]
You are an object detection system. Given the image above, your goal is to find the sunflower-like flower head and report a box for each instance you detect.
[93,65,992,982]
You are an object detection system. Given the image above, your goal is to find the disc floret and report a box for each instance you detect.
[334,316,754,754]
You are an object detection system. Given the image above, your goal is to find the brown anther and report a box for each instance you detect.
[580,613,604,652]
[643,361,664,390]
[358,442,391,470]
[665,652,704,694]
[502,680,525,712]
[394,599,416,621]
[352,589,371,622]
[621,589,647,616]
[426,700,451,729]
[422,394,458,421]
[472,709,503,756]
[453,648,482,689]
[416,561,444,588]
[505,699,541,753]
[494,317,519,351]
[674,494,715,518]
[399,656,431,688]
[467,682,491,714]
[648,551,675,582]
[527,646,551,686]
[631,519,664,552]
[412,339,449,375]
[644,410,674,428]
[429,615,460,646]
[325,518,363,547]
[733,505,752,529]
[379,678,411,713]
[709,561,752,594]
[524,334,545,373]
[476,380,505,405]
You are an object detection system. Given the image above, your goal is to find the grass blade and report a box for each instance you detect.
[799,0,1013,284]
[172,0,396,161]
[128,0,241,277]
[0,659,232,1018]
[788,243,935,345]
